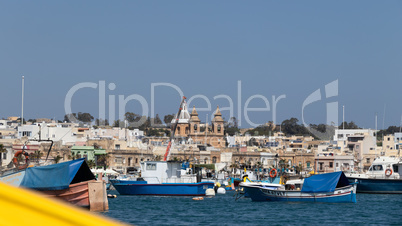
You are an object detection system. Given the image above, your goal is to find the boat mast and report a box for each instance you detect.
[21,76,24,125]
[163,96,186,161]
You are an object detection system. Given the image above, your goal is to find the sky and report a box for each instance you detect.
[1,1,402,129]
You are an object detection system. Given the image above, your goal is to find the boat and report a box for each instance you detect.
[240,171,357,203]
[1,158,109,211]
[346,156,402,194]
[111,96,215,196]
[0,180,124,225]
[110,161,215,196]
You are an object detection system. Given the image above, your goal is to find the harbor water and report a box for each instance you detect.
[103,191,402,225]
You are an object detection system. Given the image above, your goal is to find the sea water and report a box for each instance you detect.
[103,191,402,225]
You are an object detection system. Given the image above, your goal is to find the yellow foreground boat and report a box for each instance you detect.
[0,181,127,226]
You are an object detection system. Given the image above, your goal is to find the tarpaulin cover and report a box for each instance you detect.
[301,171,350,193]
[20,158,95,191]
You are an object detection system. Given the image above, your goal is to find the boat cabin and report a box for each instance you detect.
[366,157,402,179]
[140,161,196,184]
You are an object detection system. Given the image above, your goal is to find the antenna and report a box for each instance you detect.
[205,114,208,146]
[382,103,386,131]
[399,114,402,133]
[375,113,378,158]
[21,76,24,125]
[342,105,345,131]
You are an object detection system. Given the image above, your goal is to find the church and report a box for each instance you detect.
[171,100,225,148]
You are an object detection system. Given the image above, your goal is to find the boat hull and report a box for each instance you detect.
[347,177,402,194]
[241,185,356,203]
[40,181,91,207]
[110,180,215,196]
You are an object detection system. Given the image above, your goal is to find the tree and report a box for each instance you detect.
[54,155,62,164]
[339,121,360,129]
[31,150,43,163]
[281,118,310,136]
[125,112,141,123]
[64,113,77,123]
[154,114,163,125]
[96,154,109,169]
[224,116,240,136]
[164,114,175,125]
[95,118,109,126]
[86,160,96,169]
[77,112,94,123]
[113,120,123,128]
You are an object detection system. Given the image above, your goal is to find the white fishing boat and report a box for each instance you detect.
[346,156,402,193]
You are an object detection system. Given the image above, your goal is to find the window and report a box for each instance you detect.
[372,165,383,171]
[329,162,333,168]
[366,158,370,164]
[212,156,217,163]
[115,144,120,150]
[306,162,311,168]
[22,131,31,137]
[336,162,339,167]
[3,152,6,160]
[319,162,323,170]
[115,157,122,164]
[217,125,221,132]
[194,124,197,131]
[146,163,157,170]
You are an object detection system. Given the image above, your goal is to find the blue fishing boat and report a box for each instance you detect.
[110,161,214,196]
[240,171,357,203]
[346,157,402,194]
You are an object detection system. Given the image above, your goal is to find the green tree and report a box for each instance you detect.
[281,118,311,136]
[31,150,43,163]
[339,121,360,129]
[54,155,62,164]
[77,112,94,123]
[164,114,175,125]
[95,118,109,126]
[86,160,96,169]
[154,114,163,125]
[64,113,77,123]
[224,116,240,136]
[125,112,141,123]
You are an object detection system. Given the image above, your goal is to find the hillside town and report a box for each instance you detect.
[1,101,401,178]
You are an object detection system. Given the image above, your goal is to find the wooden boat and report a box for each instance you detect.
[18,158,108,211]
[240,171,357,203]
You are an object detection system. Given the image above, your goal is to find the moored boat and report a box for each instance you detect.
[240,171,357,203]
[18,158,108,211]
[110,161,214,196]
[346,156,402,194]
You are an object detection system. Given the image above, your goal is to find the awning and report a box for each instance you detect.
[20,158,95,191]
[301,171,350,193]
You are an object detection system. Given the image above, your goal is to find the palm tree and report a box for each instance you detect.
[0,144,7,167]
[54,155,63,164]
[96,153,109,169]
[31,150,43,163]
[86,160,96,169]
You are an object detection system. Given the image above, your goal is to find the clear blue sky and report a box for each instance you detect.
[1,1,402,129]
